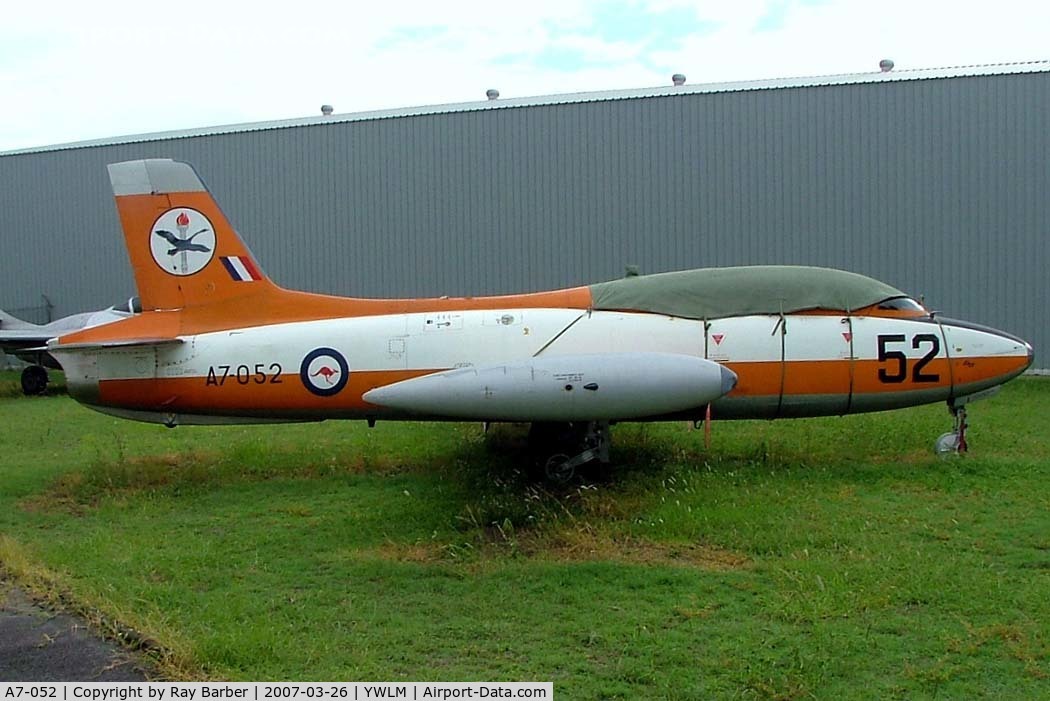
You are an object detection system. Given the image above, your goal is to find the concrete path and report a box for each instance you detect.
[0,583,151,681]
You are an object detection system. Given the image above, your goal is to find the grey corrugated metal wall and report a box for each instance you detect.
[1,71,1047,366]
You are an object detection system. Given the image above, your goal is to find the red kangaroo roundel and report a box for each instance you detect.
[300,348,349,397]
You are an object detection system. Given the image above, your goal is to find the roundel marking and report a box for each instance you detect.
[150,208,216,276]
[300,347,350,397]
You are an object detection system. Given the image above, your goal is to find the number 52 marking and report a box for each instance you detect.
[877,333,941,383]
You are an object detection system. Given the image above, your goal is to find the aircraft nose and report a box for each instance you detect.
[1025,340,1035,371]
[720,364,738,396]
[938,317,1033,394]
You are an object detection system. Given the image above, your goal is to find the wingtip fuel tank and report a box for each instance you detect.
[363,352,737,421]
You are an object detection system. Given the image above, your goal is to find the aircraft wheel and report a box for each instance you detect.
[935,431,961,457]
[20,365,49,396]
[544,454,574,484]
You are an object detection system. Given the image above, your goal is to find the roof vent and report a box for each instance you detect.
[879,59,894,73]
[486,89,500,100]
[320,104,334,116]
[672,73,686,86]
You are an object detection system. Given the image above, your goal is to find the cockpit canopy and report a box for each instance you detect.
[876,296,926,313]
[590,266,917,320]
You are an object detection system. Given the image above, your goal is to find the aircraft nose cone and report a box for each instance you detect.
[938,317,1033,394]
[720,364,738,396]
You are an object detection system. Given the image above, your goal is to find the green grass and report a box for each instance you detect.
[1,370,1048,698]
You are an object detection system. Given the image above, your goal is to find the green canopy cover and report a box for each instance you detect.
[589,266,906,320]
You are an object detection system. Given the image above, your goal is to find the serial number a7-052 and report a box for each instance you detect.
[4,688,58,699]
[206,363,283,386]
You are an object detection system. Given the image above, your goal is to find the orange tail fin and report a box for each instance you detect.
[108,159,279,311]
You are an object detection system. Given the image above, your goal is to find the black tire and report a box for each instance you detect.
[20,365,49,396]
[543,454,575,484]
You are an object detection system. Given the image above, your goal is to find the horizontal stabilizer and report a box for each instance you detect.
[364,352,737,421]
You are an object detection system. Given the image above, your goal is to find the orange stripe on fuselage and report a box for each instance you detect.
[94,354,1028,420]
[98,369,434,416]
[943,355,1030,390]
[726,355,1028,398]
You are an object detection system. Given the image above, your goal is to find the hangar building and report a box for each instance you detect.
[1,61,1047,367]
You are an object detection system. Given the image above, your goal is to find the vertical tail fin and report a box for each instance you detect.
[108,159,280,311]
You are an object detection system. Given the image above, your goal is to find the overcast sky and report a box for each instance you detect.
[2,0,1047,152]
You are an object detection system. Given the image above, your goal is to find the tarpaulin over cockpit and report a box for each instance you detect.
[589,266,906,320]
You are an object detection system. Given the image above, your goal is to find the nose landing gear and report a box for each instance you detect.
[934,387,1002,456]
[935,405,968,456]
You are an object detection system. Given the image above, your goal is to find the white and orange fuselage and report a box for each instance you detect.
[51,160,1032,430]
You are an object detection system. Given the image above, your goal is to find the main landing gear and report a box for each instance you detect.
[20,365,49,396]
[528,421,611,484]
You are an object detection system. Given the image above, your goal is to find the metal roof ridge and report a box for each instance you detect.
[4,60,1048,156]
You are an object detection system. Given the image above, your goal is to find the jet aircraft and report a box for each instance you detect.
[49,159,1033,479]
[1,301,139,395]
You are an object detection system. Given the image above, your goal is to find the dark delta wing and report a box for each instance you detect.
[182,228,214,253]
[154,229,180,245]
[155,226,213,256]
